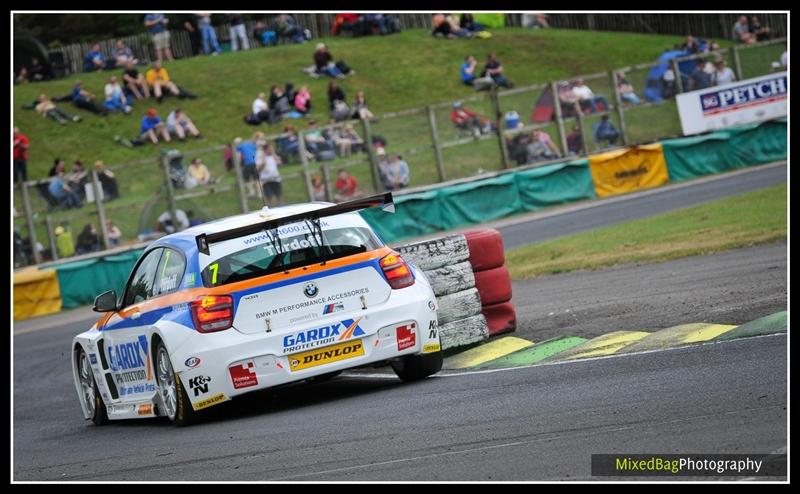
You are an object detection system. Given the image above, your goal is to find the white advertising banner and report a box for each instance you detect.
[676,72,787,136]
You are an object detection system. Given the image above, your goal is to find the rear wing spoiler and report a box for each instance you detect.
[196,192,394,256]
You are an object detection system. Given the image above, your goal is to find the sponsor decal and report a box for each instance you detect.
[397,323,417,351]
[115,369,147,385]
[428,320,438,339]
[89,353,98,365]
[288,339,364,372]
[137,403,153,416]
[253,288,371,318]
[229,361,258,389]
[700,76,787,116]
[185,356,202,368]
[322,302,345,315]
[192,393,227,411]
[282,318,365,354]
[173,302,190,313]
[428,300,436,311]
[423,343,441,353]
[107,335,152,383]
[119,383,156,396]
[188,375,212,396]
[181,272,197,288]
[303,282,319,298]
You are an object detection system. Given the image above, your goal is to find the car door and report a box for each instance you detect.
[101,247,164,401]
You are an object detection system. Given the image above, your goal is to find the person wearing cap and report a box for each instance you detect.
[140,108,171,144]
[313,43,346,79]
[104,75,132,114]
[712,58,737,86]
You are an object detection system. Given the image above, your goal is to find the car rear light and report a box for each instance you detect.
[191,295,234,333]
[380,253,415,289]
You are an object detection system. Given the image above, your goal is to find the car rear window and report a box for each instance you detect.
[201,226,381,287]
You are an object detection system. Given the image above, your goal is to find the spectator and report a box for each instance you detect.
[145,13,173,62]
[112,39,138,67]
[75,223,101,255]
[15,67,29,84]
[196,13,221,55]
[54,226,75,258]
[122,60,150,100]
[256,142,283,207]
[187,157,211,186]
[312,43,348,79]
[106,219,122,247]
[461,55,478,86]
[35,94,81,124]
[166,108,202,141]
[294,85,312,114]
[351,91,374,120]
[682,35,702,54]
[104,76,133,114]
[333,13,361,37]
[445,14,471,38]
[432,14,454,38]
[557,81,582,117]
[662,67,677,100]
[334,170,361,201]
[688,59,714,91]
[328,81,350,121]
[275,14,307,44]
[566,124,584,156]
[254,21,277,47]
[71,81,108,115]
[285,82,298,109]
[616,72,640,106]
[450,101,494,137]
[749,16,771,42]
[384,153,410,191]
[48,168,83,209]
[94,160,120,200]
[459,13,484,33]
[84,43,110,72]
[311,174,327,201]
[68,160,89,198]
[140,108,171,144]
[235,135,260,197]
[276,126,302,163]
[29,57,47,81]
[156,209,190,234]
[522,13,549,28]
[250,92,276,124]
[333,122,364,157]
[713,58,737,86]
[780,51,788,69]
[732,15,756,44]
[180,14,203,56]
[146,61,196,103]
[482,53,513,88]
[224,143,234,172]
[13,127,29,184]
[528,128,561,162]
[573,79,611,114]
[268,85,293,117]
[593,115,620,147]
[304,119,335,159]
[229,14,250,52]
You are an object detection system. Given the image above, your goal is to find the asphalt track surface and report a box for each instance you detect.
[13,164,788,481]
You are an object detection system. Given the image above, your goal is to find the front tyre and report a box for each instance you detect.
[391,351,443,382]
[155,341,195,426]
[77,347,108,425]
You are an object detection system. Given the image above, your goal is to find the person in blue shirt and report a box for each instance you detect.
[461,55,477,86]
[384,153,410,191]
[71,81,108,115]
[140,108,171,144]
[48,169,83,209]
[84,43,109,72]
[593,115,621,147]
[145,13,173,62]
[235,136,260,196]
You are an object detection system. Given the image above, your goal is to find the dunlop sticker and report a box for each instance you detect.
[192,393,227,411]
[288,339,364,372]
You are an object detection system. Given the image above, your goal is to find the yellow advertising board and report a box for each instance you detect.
[589,144,669,198]
[13,267,62,320]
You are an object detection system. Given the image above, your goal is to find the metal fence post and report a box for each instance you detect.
[489,86,512,169]
[160,153,179,232]
[731,45,744,80]
[609,70,630,146]
[231,141,249,213]
[90,170,111,250]
[321,162,333,202]
[360,118,382,193]
[576,114,590,157]
[20,182,41,264]
[550,81,569,157]
[297,132,315,201]
[671,58,685,94]
[426,105,447,182]
[45,215,58,261]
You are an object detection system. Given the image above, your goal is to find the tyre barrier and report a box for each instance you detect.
[396,234,470,271]
[436,287,483,325]
[438,314,490,350]
[464,229,505,271]
[425,261,476,297]
[482,301,517,336]
[473,266,512,306]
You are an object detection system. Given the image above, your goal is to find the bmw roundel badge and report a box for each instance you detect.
[303,282,319,298]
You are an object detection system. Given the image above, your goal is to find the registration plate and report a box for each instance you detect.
[288,339,364,372]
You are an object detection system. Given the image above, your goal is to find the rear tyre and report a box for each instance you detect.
[155,341,196,427]
[391,351,443,382]
[77,347,108,425]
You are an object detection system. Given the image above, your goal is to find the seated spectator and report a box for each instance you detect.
[384,153,410,191]
[94,160,120,200]
[140,108,171,144]
[461,55,478,86]
[333,122,365,157]
[351,91,374,120]
[29,57,47,81]
[593,115,621,147]
[445,14,471,38]
[256,142,283,207]
[328,81,350,121]
[167,108,202,141]
[75,223,101,255]
[285,82,298,108]
[253,21,277,47]
[276,126,302,163]
[557,82,581,117]
[527,128,561,162]
[54,226,75,258]
[235,135,260,196]
[104,76,133,114]
[269,85,293,117]
[16,67,29,84]
[187,157,211,186]
[450,101,494,137]
[68,160,89,199]
[522,13,550,28]
[459,13,484,33]
[713,58,737,85]
[432,13,454,38]
[566,124,584,155]
[662,67,677,100]
[334,13,361,36]
[482,53,513,88]
[334,170,361,201]
[688,59,714,90]
[35,94,81,124]
[732,15,756,44]
[294,85,312,114]
[749,16,771,42]
[146,60,196,103]
[682,35,702,54]
[312,43,348,79]
[573,79,611,114]
[71,81,108,115]
[616,72,641,106]
[48,169,83,209]
[274,14,307,44]
[304,119,335,159]
[224,143,234,172]
[84,43,110,72]
[156,209,190,234]
[249,92,278,125]
[106,219,122,246]
[122,60,150,100]
[112,39,138,67]
[311,174,327,201]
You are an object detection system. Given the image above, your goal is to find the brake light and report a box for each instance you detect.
[380,253,415,289]
[191,295,234,333]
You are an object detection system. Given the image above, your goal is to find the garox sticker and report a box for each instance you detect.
[229,361,258,389]
[396,323,417,351]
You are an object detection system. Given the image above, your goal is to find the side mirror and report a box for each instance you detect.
[93,290,118,313]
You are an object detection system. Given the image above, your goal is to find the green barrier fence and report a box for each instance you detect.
[54,249,144,309]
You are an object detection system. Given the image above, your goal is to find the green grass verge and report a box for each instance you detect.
[506,182,787,280]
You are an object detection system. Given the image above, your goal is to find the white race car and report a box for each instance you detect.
[72,193,442,426]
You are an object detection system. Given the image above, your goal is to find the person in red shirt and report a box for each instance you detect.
[450,101,492,137]
[334,170,359,201]
[13,127,30,184]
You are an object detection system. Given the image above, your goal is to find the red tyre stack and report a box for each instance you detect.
[464,229,516,336]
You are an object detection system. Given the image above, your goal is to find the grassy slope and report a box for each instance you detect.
[506,183,787,280]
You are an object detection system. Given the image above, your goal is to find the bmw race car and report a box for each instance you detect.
[72,193,442,426]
